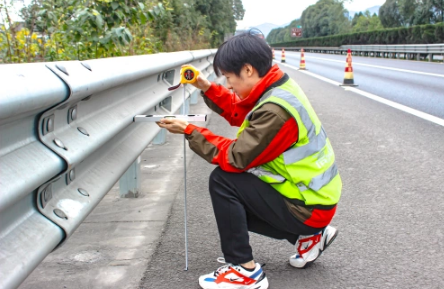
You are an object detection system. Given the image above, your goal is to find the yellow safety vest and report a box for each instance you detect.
[237,78,342,205]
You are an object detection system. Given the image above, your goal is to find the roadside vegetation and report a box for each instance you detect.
[267,0,444,45]
[0,0,244,63]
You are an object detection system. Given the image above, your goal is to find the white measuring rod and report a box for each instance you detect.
[134,114,207,122]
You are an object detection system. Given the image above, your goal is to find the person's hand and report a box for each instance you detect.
[181,65,211,92]
[156,118,189,134]
[194,75,211,92]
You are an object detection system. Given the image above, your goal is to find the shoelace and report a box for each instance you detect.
[213,257,234,277]
[213,257,266,277]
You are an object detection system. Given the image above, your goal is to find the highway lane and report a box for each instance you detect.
[275,51,444,119]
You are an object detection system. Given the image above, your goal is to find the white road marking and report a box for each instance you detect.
[283,53,444,78]
[277,61,444,127]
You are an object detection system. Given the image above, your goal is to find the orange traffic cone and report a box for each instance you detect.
[341,49,358,87]
[299,48,306,70]
[281,48,286,63]
[272,48,275,60]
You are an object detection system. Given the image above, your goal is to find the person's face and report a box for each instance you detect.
[223,64,260,100]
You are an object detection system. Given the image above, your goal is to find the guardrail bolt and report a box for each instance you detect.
[56,64,69,76]
[53,209,68,220]
[77,127,89,136]
[69,169,75,182]
[47,118,53,132]
[40,184,53,208]
[42,115,54,135]
[78,188,89,197]
[68,106,78,124]
[54,138,67,150]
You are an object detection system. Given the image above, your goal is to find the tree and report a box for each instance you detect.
[194,0,244,46]
[1,0,165,62]
[300,0,350,38]
[379,0,402,27]
[399,0,417,25]
[433,0,444,23]
[380,0,442,28]
[352,11,383,32]
[351,12,363,27]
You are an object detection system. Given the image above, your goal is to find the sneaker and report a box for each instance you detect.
[198,261,269,289]
[289,225,338,269]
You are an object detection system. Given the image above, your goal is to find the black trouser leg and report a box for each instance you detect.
[208,167,321,265]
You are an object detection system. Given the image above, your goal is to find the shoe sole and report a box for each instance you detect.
[294,229,339,269]
[198,274,269,289]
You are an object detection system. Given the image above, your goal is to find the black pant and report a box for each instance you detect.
[209,167,322,265]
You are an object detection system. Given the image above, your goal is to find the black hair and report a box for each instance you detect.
[213,33,273,78]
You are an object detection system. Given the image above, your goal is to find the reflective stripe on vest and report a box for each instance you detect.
[296,162,338,192]
[247,167,286,183]
[258,88,328,165]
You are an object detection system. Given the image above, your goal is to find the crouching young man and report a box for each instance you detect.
[157,32,342,289]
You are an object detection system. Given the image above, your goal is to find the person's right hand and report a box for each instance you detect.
[182,65,211,92]
[194,75,212,92]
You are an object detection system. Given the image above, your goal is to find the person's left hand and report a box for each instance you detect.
[156,118,189,134]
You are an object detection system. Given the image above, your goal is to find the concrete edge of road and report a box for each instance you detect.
[275,60,444,128]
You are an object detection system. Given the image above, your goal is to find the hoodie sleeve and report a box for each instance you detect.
[184,103,299,172]
[201,83,245,127]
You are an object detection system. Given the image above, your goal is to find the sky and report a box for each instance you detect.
[236,0,387,29]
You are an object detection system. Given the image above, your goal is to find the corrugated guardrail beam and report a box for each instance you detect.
[0,49,217,289]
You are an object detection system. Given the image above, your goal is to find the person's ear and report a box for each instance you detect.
[244,64,254,77]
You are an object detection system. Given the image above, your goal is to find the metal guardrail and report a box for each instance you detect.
[0,49,216,289]
[343,44,444,53]
[273,44,444,61]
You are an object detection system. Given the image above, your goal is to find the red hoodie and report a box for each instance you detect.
[184,64,299,173]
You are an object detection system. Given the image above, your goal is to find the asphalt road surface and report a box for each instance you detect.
[275,51,444,119]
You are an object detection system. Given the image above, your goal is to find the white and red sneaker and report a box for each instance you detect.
[289,225,338,269]
[198,261,268,289]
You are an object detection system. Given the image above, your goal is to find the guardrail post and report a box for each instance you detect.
[190,89,199,104]
[428,54,432,62]
[417,53,420,61]
[152,129,167,145]
[119,156,141,198]
[184,98,190,114]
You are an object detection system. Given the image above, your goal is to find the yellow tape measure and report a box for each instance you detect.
[181,66,199,84]
[168,65,200,91]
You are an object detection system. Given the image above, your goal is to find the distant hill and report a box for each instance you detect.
[348,5,381,18]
